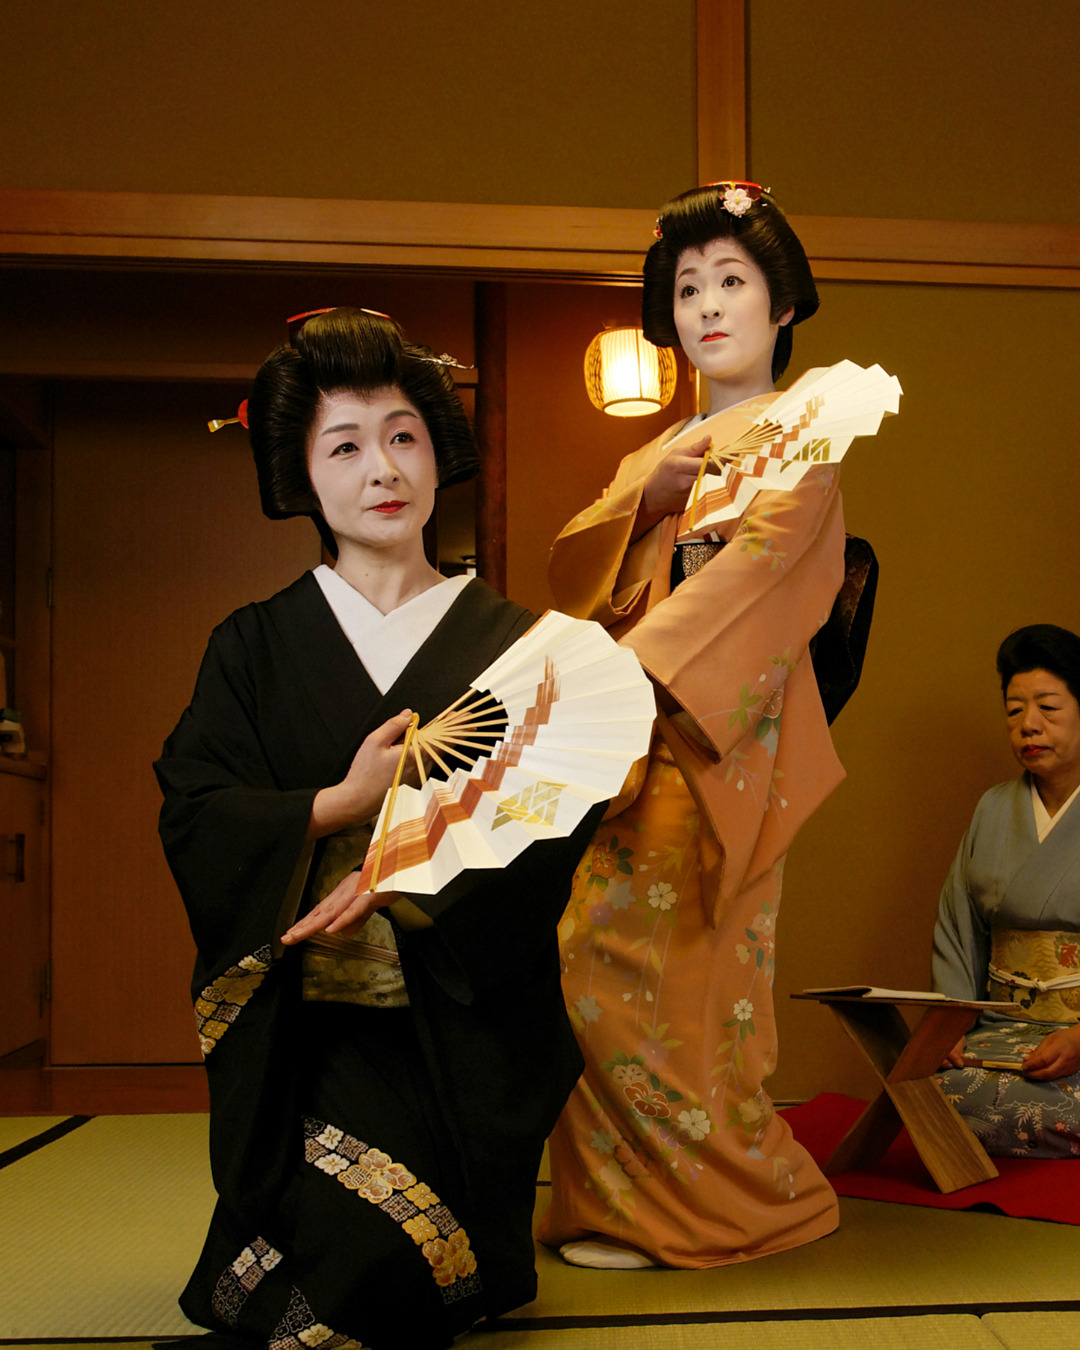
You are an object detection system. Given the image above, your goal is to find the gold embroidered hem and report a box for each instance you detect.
[195,946,273,1056]
[301,914,408,1007]
[988,928,1080,1022]
[303,1116,481,1302]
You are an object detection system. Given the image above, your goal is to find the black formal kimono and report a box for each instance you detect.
[155,573,596,1350]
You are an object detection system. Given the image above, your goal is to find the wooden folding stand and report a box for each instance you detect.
[793,994,999,1193]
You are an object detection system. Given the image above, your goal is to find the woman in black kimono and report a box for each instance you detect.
[155,308,598,1350]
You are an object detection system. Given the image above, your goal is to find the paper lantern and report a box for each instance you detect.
[583,327,677,417]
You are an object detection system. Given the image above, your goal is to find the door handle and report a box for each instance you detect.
[3,832,25,882]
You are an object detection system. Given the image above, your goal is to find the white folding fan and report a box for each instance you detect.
[674,360,902,543]
[356,610,656,894]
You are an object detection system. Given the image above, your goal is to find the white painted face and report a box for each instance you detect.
[305,387,437,557]
[672,236,793,394]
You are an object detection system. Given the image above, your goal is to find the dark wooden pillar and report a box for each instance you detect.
[473,281,507,595]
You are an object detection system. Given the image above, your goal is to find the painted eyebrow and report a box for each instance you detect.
[675,256,748,283]
[318,409,421,437]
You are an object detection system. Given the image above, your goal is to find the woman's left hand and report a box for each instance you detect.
[281,872,395,944]
[1022,1025,1080,1080]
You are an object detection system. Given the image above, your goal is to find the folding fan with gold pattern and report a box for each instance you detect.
[356,610,656,894]
[674,360,902,544]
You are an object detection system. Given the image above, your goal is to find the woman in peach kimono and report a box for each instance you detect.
[539,183,847,1269]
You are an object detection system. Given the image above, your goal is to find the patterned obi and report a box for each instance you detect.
[301,913,409,1008]
[300,820,409,1008]
[987,928,1080,1023]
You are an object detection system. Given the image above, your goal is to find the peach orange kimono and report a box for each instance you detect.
[539,395,847,1267]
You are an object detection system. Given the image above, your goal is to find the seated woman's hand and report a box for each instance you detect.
[1021,1025,1080,1080]
[633,436,711,540]
[281,872,397,944]
[307,709,415,840]
[941,1035,967,1069]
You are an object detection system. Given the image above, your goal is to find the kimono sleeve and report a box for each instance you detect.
[620,465,845,760]
[548,432,673,631]
[154,616,317,968]
[932,812,992,1001]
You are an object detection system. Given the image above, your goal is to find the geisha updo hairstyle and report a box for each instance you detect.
[997,624,1080,706]
[642,184,819,381]
[247,307,480,530]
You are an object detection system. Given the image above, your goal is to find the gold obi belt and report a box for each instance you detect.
[301,912,409,1008]
[300,820,409,1008]
[987,928,1080,1023]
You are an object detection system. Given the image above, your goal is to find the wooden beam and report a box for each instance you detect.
[0,189,653,281]
[696,0,747,183]
[0,357,479,385]
[0,1063,208,1114]
[2,190,1079,289]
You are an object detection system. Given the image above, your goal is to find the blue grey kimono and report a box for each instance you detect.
[933,777,1080,1157]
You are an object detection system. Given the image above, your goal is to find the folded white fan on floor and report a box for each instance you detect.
[355,610,656,894]
[674,360,903,543]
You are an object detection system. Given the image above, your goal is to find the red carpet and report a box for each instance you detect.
[783,1092,1080,1223]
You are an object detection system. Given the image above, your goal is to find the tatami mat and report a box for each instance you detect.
[518,1191,1080,1321]
[0,1115,67,1153]
[0,1319,1015,1350]
[479,1315,1006,1349]
[0,1114,212,1338]
[3,1114,1079,1343]
[985,1311,1080,1346]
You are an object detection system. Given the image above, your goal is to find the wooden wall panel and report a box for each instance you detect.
[50,382,319,1064]
[749,0,1080,225]
[770,279,1080,1100]
[0,0,696,210]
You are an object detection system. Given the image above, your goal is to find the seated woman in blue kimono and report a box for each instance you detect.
[934,623,1080,1158]
[155,308,600,1349]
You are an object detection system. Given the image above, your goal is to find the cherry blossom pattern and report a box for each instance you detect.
[647,882,677,911]
[730,999,755,1033]
[674,1107,709,1142]
[735,900,778,980]
[721,186,755,216]
[302,1117,481,1304]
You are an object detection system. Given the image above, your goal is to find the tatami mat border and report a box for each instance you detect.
[5,1297,1080,1343]
[0,1116,92,1171]
[491,1299,1080,1331]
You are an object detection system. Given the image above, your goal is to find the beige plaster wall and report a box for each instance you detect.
[0,0,695,208]
[774,280,1080,1098]
[748,0,1080,223]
